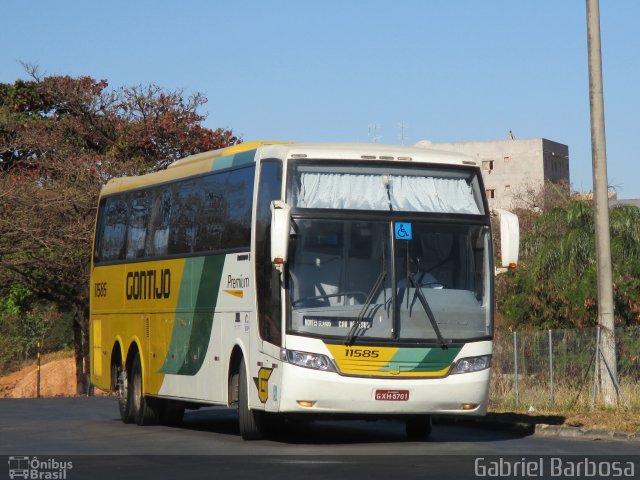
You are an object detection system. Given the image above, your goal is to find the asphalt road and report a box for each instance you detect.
[1,397,638,480]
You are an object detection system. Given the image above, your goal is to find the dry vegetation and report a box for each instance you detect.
[489,376,640,433]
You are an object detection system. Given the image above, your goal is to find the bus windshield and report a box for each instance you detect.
[287,219,492,342]
[287,161,491,343]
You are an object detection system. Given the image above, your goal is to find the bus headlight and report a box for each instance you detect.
[280,349,336,372]
[450,355,491,374]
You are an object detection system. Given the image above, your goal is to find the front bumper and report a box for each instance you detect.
[277,362,490,415]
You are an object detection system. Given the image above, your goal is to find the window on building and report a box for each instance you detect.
[486,189,495,199]
[482,160,495,172]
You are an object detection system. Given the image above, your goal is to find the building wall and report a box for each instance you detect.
[426,138,570,210]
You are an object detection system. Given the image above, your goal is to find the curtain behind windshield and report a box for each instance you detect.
[297,173,481,214]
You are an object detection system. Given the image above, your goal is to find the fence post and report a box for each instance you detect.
[513,331,519,407]
[592,326,601,408]
[548,329,554,406]
[36,341,41,399]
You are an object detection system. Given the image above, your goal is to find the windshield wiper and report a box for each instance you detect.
[344,271,386,346]
[407,273,448,349]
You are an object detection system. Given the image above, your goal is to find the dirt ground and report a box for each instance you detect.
[0,357,79,398]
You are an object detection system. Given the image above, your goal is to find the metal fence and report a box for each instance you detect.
[490,326,640,410]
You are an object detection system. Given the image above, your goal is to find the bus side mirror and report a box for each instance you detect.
[494,209,519,270]
[270,200,291,269]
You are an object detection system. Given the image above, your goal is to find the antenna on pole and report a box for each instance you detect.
[368,123,381,143]
[398,121,408,145]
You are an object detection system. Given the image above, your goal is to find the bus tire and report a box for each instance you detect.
[130,352,160,426]
[115,364,134,424]
[405,415,432,440]
[238,358,265,440]
[160,400,185,427]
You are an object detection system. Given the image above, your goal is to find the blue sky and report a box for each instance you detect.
[2,1,639,197]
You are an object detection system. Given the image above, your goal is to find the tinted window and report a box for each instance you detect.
[125,191,150,259]
[99,197,129,261]
[195,172,229,252]
[222,167,254,249]
[255,160,283,345]
[94,165,255,265]
[168,180,200,255]
[145,188,172,257]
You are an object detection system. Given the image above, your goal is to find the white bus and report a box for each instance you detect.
[90,141,517,439]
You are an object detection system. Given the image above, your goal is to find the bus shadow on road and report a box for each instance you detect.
[175,408,533,445]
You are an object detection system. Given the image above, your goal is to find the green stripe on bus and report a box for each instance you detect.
[177,255,225,375]
[378,346,460,373]
[211,149,257,171]
[160,255,225,375]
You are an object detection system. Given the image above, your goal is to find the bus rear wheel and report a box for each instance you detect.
[129,352,161,426]
[238,358,265,440]
[115,364,134,424]
[405,415,432,440]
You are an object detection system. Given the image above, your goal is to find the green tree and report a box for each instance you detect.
[498,201,640,328]
[0,66,240,393]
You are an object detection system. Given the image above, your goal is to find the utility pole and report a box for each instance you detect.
[586,0,618,407]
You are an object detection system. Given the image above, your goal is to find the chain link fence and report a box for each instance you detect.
[490,326,640,410]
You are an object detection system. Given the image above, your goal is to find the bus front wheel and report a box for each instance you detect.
[405,415,432,440]
[238,358,265,440]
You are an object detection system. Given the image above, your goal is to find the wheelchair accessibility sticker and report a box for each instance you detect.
[395,222,412,240]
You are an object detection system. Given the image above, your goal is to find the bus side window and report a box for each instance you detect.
[222,166,254,250]
[168,180,201,254]
[93,199,107,263]
[256,160,283,346]
[100,196,129,262]
[195,173,228,252]
[126,192,150,259]
[145,186,171,257]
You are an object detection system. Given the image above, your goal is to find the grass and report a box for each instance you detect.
[489,374,640,433]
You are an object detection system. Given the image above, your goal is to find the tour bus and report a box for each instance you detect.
[89,141,518,439]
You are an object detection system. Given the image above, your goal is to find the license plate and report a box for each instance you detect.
[375,389,409,401]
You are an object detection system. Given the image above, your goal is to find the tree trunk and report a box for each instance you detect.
[72,305,87,395]
[82,307,92,396]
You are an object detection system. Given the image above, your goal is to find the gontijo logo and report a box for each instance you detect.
[8,456,73,479]
[125,268,171,300]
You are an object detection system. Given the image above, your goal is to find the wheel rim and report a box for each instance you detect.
[133,367,141,411]
[118,369,128,406]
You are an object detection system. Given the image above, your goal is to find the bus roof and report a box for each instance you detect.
[99,141,477,196]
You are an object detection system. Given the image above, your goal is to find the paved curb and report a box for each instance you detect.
[434,415,535,435]
[534,423,640,443]
[434,416,640,442]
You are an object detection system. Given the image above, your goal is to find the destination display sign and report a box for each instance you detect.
[302,317,372,328]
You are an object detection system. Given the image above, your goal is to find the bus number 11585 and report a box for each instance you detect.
[344,348,380,358]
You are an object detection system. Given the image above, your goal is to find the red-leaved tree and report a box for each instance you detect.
[0,66,241,393]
